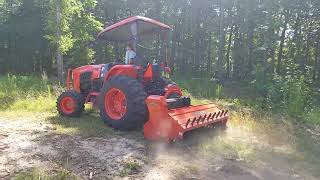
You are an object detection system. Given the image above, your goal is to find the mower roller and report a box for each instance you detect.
[57,16,228,142]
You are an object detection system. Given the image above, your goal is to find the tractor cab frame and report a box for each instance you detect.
[67,16,176,101]
[98,16,171,65]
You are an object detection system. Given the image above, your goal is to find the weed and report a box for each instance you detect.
[119,169,129,177]
[119,161,141,177]
[172,75,223,99]
[0,74,61,112]
[305,108,320,126]
[187,165,199,174]
[14,168,76,180]
[125,161,141,171]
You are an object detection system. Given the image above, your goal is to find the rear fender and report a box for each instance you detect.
[104,65,138,81]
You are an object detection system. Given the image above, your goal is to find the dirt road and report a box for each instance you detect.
[0,116,318,179]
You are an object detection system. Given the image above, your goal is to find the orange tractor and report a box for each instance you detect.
[57,16,228,141]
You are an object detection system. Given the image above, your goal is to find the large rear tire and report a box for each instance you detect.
[99,76,148,130]
[57,91,85,117]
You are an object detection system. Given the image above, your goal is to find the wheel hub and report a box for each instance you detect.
[60,97,75,114]
[105,88,127,120]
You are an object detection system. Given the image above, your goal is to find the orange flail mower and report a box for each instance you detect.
[145,96,228,141]
[57,16,228,142]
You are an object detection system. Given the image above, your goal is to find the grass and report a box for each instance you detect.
[172,75,320,177]
[172,74,224,99]
[0,74,59,112]
[119,160,141,177]
[1,74,320,178]
[14,168,76,180]
[0,74,114,138]
[186,165,199,174]
[305,108,320,126]
[186,101,320,177]
[47,110,113,137]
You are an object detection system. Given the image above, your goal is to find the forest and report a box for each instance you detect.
[0,0,320,179]
[1,0,320,118]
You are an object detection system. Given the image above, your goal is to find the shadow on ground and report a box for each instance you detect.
[45,110,144,141]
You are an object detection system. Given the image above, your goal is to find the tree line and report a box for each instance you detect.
[0,0,319,87]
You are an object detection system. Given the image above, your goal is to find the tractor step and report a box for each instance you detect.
[144,95,228,142]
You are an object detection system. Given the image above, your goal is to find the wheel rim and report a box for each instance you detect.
[105,88,127,120]
[60,96,76,114]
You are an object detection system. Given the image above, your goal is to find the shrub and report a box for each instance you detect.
[0,74,60,111]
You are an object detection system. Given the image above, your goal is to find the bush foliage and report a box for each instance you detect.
[0,74,59,112]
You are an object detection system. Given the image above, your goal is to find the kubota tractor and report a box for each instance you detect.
[57,16,228,142]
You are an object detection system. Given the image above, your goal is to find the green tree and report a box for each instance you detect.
[45,0,101,82]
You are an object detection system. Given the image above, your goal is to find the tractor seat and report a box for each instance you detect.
[144,63,161,81]
[100,63,111,78]
[99,62,124,79]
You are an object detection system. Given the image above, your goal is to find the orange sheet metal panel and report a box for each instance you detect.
[168,104,228,131]
[145,95,229,141]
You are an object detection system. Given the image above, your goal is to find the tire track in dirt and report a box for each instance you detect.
[0,118,147,179]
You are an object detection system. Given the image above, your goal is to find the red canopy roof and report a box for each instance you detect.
[97,16,171,41]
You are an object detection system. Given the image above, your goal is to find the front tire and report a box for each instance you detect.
[99,76,148,130]
[57,91,85,117]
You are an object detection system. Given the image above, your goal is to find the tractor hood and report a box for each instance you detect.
[97,16,171,41]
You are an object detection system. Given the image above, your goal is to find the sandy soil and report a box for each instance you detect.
[0,117,317,180]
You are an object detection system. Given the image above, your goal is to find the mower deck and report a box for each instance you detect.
[169,104,228,131]
[144,96,228,141]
